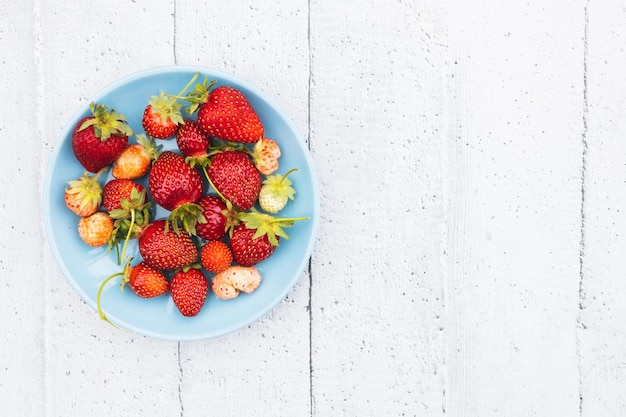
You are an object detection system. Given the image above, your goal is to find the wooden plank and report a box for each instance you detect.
[445,1,584,415]
[580,1,626,414]
[0,1,46,415]
[309,1,448,415]
[40,1,182,415]
[174,1,312,416]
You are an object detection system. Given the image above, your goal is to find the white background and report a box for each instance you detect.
[2,0,625,415]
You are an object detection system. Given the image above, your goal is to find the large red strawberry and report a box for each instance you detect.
[170,268,209,317]
[148,151,205,235]
[207,150,261,211]
[138,220,198,270]
[72,102,133,173]
[230,209,308,266]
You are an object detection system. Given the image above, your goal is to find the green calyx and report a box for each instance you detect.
[148,91,185,126]
[237,207,309,247]
[166,202,207,236]
[80,102,134,140]
[180,75,217,115]
[261,168,298,200]
[136,134,163,162]
[65,167,107,211]
[107,188,153,264]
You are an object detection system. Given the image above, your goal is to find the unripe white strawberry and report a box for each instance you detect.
[251,138,281,175]
[64,169,106,216]
[258,168,298,214]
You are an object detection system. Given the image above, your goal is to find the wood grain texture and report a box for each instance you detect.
[581,0,626,414]
[445,1,584,415]
[309,1,447,415]
[1,0,626,415]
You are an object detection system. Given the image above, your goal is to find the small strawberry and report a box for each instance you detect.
[170,268,209,317]
[142,74,199,139]
[176,118,210,165]
[112,134,162,179]
[200,240,233,274]
[102,180,152,263]
[72,102,133,173]
[195,195,238,241]
[96,258,167,322]
[207,150,261,211]
[102,179,145,212]
[230,209,308,266]
[185,81,263,143]
[212,266,262,300]
[124,261,168,298]
[258,168,298,214]
[148,151,205,235]
[250,138,281,175]
[78,212,114,247]
[138,220,198,270]
[64,168,106,217]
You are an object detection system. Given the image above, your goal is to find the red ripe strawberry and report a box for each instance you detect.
[103,179,145,212]
[195,195,238,241]
[142,74,199,139]
[207,150,261,211]
[138,220,198,270]
[230,223,277,267]
[176,119,210,160]
[112,134,162,179]
[200,240,233,274]
[72,102,133,173]
[170,268,209,317]
[196,86,264,143]
[230,209,309,266]
[124,262,168,298]
[148,151,205,235]
[97,259,167,322]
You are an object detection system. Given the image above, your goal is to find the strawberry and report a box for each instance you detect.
[170,268,209,317]
[102,179,145,212]
[258,168,298,214]
[124,262,168,298]
[142,74,199,139]
[64,168,106,217]
[200,240,233,274]
[112,134,162,179]
[148,151,205,235]
[72,102,133,173]
[250,138,281,175]
[103,179,152,263]
[230,209,308,266]
[176,118,210,163]
[78,212,114,247]
[138,220,198,270]
[193,85,264,143]
[207,150,261,211]
[212,266,262,300]
[96,258,167,323]
[195,195,238,241]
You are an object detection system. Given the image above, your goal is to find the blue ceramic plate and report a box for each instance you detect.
[43,66,319,341]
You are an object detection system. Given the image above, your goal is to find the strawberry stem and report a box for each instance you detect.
[176,71,200,98]
[118,208,136,264]
[97,271,125,322]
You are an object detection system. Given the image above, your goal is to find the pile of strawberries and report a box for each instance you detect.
[63,73,307,320]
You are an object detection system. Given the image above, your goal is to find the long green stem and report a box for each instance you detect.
[97,272,124,321]
[176,71,199,97]
[119,209,135,264]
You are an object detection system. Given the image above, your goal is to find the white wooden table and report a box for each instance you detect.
[3,0,625,415]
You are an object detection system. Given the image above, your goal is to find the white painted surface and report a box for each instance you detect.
[1,0,625,415]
